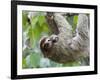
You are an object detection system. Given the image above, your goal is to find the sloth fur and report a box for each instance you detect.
[40,13,89,64]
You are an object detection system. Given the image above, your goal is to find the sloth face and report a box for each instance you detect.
[40,35,58,58]
[40,37,52,52]
[43,38,52,49]
[40,35,58,52]
[40,37,53,58]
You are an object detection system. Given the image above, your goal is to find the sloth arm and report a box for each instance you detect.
[68,14,89,57]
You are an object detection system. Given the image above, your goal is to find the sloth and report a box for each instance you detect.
[40,13,89,64]
[40,35,59,58]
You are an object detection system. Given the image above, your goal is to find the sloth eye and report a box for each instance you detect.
[52,37,59,43]
[48,39,50,41]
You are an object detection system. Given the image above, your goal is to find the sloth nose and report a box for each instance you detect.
[44,43,49,48]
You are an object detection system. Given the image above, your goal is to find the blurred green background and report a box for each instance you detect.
[22,11,81,69]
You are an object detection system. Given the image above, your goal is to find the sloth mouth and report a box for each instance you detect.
[44,43,50,48]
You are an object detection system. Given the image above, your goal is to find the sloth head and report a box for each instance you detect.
[40,35,58,57]
[40,37,52,51]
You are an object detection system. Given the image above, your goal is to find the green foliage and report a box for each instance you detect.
[62,61,81,67]
[22,12,29,31]
[29,53,41,68]
[66,14,78,32]
[73,15,78,32]
[22,12,80,69]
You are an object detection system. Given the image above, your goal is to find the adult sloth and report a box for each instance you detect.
[40,13,89,64]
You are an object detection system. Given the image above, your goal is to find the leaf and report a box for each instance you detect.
[22,12,29,31]
[49,60,62,67]
[42,23,50,33]
[31,16,39,28]
[25,52,41,68]
[22,12,27,27]
[67,16,74,26]
[25,55,33,68]
[38,16,46,26]
[22,58,27,68]
[39,58,50,68]
[73,15,78,31]
[28,26,34,48]
[30,53,41,68]
[62,61,80,67]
